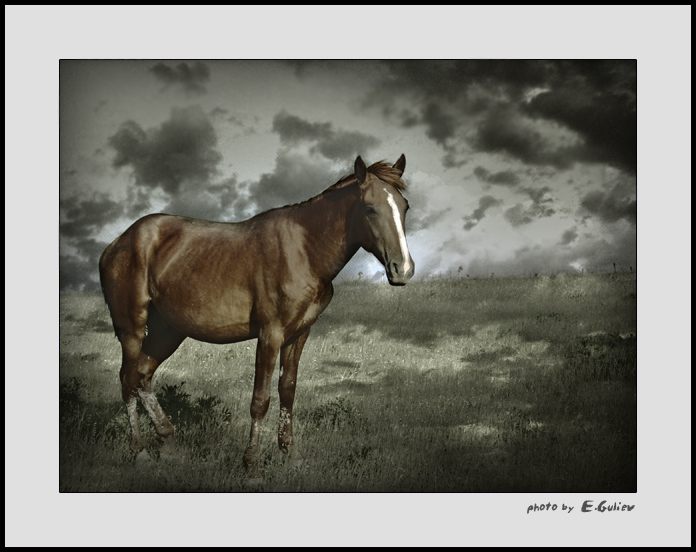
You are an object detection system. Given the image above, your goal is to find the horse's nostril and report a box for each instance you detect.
[391,262,399,275]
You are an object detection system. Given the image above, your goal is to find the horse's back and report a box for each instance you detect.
[101,213,243,275]
[100,213,280,343]
[98,214,171,337]
[99,211,332,344]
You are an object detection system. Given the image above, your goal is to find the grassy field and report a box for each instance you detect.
[59,273,636,492]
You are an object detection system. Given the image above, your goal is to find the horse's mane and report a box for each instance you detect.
[327,161,407,192]
[257,160,407,218]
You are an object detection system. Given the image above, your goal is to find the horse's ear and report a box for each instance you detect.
[393,154,406,175]
[354,156,367,184]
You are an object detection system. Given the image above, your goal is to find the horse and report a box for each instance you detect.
[99,154,414,480]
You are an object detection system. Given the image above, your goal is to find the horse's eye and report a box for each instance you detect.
[365,206,377,215]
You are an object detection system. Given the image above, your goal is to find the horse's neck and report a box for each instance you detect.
[292,189,362,282]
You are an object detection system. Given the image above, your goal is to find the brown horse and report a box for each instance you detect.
[99,154,414,480]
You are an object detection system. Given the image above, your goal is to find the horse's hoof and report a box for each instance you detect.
[288,456,304,469]
[282,445,304,469]
[135,450,153,465]
[160,446,179,461]
[245,477,264,488]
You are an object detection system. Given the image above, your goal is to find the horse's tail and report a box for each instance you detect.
[98,243,120,338]
[97,215,164,341]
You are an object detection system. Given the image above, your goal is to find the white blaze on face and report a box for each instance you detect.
[384,188,411,273]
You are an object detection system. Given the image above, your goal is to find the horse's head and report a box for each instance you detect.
[353,154,415,286]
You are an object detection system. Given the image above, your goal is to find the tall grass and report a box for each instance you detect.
[59,273,636,492]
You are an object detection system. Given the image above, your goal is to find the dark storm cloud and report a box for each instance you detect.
[473,166,520,186]
[210,108,252,133]
[504,204,534,227]
[365,61,555,168]
[524,60,636,173]
[61,108,248,291]
[59,194,124,238]
[73,237,109,263]
[60,193,126,291]
[519,186,554,206]
[463,195,502,230]
[408,207,452,233]
[442,152,469,169]
[580,187,637,225]
[109,106,222,194]
[125,187,152,219]
[108,105,253,219]
[420,104,465,168]
[59,238,110,291]
[246,152,339,213]
[365,60,636,173]
[60,254,96,291]
[421,103,456,146]
[227,114,246,127]
[577,171,636,225]
[111,110,246,221]
[161,176,248,221]
[108,107,355,223]
[210,107,228,118]
[504,186,555,227]
[161,189,230,221]
[209,178,245,212]
[315,131,380,162]
[281,60,383,80]
[273,112,331,142]
[272,112,380,161]
[472,105,577,169]
[559,227,578,245]
[149,62,210,95]
[378,60,551,102]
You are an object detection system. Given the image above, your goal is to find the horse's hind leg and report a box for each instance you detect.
[118,334,151,462]
[138,305,186,457]
[117,304,185,462]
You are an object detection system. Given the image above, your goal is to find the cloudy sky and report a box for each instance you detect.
[59,59,638,290]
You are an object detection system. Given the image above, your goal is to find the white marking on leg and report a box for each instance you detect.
[384,188,411,273]
[279,406,291,439]
[127,397,138,426]
[137,389,169,435]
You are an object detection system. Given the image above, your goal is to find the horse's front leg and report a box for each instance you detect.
[243,327,283,482]
[278,328,310,468]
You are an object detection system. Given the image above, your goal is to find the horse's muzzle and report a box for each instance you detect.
[386,259,414,286]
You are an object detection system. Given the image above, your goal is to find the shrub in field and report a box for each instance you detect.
[151,382,234,460]
[302,396,362,431]
[157,381,232,429]
[561,333,637,382]
[60,377,124,445]
[60,377,233,457]
[59,377,83,413]
[500,407,555,447]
